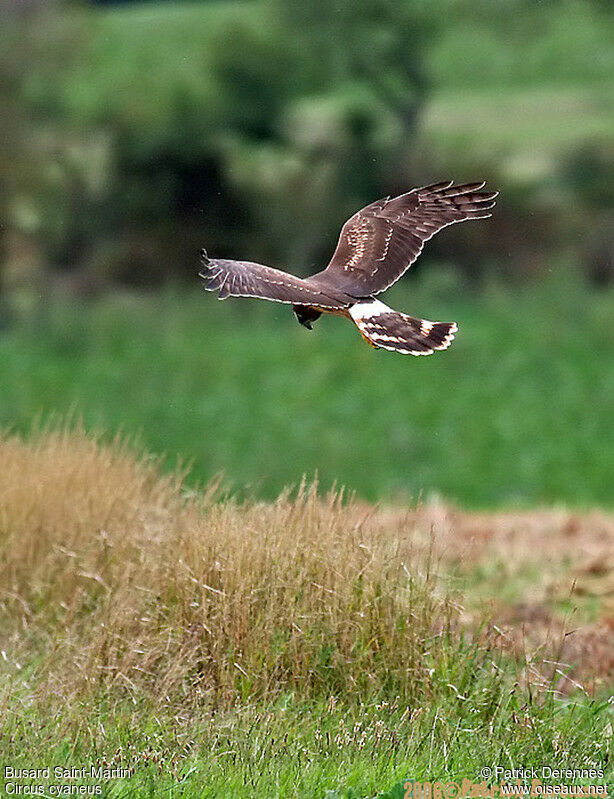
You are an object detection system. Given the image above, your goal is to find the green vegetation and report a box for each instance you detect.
[4,0,614,291]
[1,272,613,507]
[2,695,610,797]
[424,85,614,181]
[0,431,611,797]
[426,0,614,90]
[2,2,614,793]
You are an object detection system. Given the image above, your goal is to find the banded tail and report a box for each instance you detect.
[349,300,457,356]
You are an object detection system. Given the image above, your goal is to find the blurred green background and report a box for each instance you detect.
[1,0,613,506]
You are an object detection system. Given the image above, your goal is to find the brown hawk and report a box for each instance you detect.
[199,180,497,355]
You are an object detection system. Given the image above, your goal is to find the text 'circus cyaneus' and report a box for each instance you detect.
[199,181,498,356]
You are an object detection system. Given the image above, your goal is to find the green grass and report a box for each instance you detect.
[426,1,614,91]
[0,421,611,798]
[1,692,610,798]
[1,271,613,507]
[423,84,614,182]
[423,2,614,181]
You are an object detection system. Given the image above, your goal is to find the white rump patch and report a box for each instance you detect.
[349,299,393,321]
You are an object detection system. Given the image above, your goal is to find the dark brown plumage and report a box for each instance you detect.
[199,180,497,355]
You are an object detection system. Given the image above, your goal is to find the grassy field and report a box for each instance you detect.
[423,84,614,184]
[5,4,614,794]
[0,430,611,797]
[1,273,613,507]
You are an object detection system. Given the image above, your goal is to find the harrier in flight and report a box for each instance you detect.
[199,180,497,355]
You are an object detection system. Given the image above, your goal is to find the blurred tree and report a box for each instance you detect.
[0,0,101,308]
[559,143,614,284]
[20,0,440,283]
[0,0,55,309]
[210,0,438,271]
[3,0,614,294]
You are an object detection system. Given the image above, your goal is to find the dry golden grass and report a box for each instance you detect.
[2,428,612,715]
[1,430,612,797]
[0,428,457,708]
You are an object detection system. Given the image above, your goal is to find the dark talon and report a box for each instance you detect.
[293,305,321,330]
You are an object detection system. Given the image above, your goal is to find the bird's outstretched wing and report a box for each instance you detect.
[198,251,352,308]
[307,181,498,297]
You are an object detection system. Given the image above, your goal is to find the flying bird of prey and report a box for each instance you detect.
[199,180,497,355]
